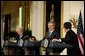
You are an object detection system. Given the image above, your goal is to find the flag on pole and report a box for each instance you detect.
[77,10,84,55]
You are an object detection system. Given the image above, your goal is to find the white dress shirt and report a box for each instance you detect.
[49,29,54,35]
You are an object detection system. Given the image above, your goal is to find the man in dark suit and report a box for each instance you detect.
[16,28,24,41]
[44,22,59,40]
[53,22,79,55]
[42,21,59,55]
[15,28,25,55]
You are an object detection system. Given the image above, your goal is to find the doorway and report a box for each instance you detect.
[3,14,11,40]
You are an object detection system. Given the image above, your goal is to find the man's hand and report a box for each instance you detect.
[52,39,62,42]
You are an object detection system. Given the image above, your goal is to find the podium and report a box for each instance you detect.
[4,42,18,55]
[3,40,25,55]
[48,42,73,53]
[3,39,41,55]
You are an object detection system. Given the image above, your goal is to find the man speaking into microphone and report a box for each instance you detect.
[42,21,59,55]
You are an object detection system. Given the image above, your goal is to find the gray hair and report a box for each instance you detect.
[48,21,56,26]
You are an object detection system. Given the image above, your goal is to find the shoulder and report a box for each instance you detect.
[52,30,59,37]
[53,30,59,34]
[68,30,76,34]
[67,30,77,36]
[16,35,19,37]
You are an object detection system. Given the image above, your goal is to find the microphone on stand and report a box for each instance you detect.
[41,35,49,48]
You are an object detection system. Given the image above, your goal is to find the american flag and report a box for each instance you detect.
[77,11,84,55]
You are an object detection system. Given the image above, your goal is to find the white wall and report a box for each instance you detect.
[30,1,46,41]
[60,1,84,55]
[63,1,84,25]
[62,1,84,37]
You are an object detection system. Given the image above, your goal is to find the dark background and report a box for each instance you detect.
[46,1,61,37]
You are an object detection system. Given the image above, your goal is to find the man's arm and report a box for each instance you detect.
[52,31,72,42]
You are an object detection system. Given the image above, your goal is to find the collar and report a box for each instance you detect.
[66,29,70,33]
[49,29,54,34]
[19,35,23,38]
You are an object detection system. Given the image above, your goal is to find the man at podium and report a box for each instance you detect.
[41,21,59,55]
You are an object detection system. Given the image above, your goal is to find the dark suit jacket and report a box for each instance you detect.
[16,35,24,43]
[42,30,59,48]
[44,30,59,41]
[41,30,59,54]
[61,30,79,55]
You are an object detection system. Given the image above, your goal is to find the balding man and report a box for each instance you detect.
[16,28,23,41]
